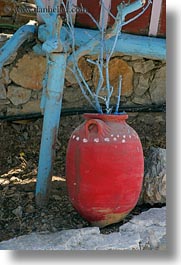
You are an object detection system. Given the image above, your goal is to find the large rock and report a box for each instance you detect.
[134,73,149,96]
[63,86,87,107]
[139,147,166,205]
[119,207,166,250]
[7,100,41,116]
[7,85,31,106]
[133,60,155,74]
[150,66,166,104]
[132,93,151,105]
[10,52,46,90]
[0,207,166,250]
[21,100,41,114]
[93,58,133,97]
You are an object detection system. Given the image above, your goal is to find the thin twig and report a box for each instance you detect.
[67,66,96,109]
[85,11,102,31]
[115,75,122,114]
[65,0,98,110]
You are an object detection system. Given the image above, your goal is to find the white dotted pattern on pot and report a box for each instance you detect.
[72,133,138,143]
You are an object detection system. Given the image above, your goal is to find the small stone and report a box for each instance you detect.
[23,132,29,140]
[52,195,62,201]
[133,60,155,74]
[2,68,11,85]
[0,179,9,185]
[93,58,133,97]
[7,85,31,106]
[27,192,35,200]
[0,80,6,99]
[0,33,9,42]
[25,205,35,214]
[12,206,23,218]
[10,176,21,183]
[76,224,84,229]
[51,227,58,232]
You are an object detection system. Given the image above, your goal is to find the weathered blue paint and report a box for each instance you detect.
[0,21,36,72]
[33,0,66,205]
[35,0,68,206]
[100,33,166,60]
[36,52,67,205]
[40,62,48,113]
[38,25,166,60]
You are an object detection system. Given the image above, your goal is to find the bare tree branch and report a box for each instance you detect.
[122,0,152,26]
[65,0,150,113]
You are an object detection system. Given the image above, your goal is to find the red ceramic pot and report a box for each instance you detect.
[66,113,144,227]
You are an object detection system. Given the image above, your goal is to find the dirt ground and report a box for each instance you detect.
[0,112,166,242]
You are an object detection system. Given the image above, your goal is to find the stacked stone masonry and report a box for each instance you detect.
[0,32,166,117]
[0,1,36,26]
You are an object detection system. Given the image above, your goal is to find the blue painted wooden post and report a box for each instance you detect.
[35,52,67,205]
[34,0,68,206]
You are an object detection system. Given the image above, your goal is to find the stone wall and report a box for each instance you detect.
[0,32,166,117]
[0,0,36,27]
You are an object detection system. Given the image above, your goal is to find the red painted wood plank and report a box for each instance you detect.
[75,0,101,29]
[110,0,152,36]
[74,0,166,37]
[158,0,166,37]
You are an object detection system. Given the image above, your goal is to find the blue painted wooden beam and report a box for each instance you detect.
[38,26,166,60]
[0,21,37,73]
[74,29,166,60]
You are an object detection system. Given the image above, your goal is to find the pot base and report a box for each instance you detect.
[90,211,129,228]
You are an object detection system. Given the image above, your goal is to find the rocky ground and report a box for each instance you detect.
[0,112,166,243]
[0,207,166,250]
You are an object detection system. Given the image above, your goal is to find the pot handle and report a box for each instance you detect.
[85,119,108,138]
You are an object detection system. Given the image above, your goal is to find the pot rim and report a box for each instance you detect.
[84,113,128,121]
